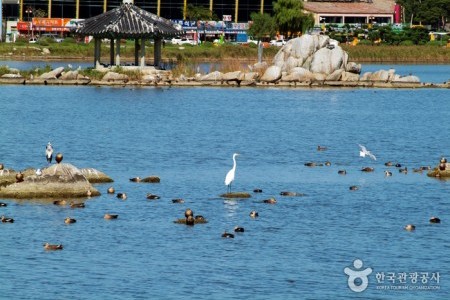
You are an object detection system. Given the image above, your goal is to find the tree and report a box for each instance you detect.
[247,12,276,42]
[396,0,450,29]
[247,12,276,63]
[272,0,314,38]
[184,4,217,21]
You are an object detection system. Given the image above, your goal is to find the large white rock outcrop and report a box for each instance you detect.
[262,34,421,84]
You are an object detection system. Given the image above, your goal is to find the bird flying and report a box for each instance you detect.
[358,144,376,160]
[225,153,239,193]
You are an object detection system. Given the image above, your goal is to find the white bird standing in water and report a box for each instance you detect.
[225,153,239,193]
[46,142,54,164]
[358,144,376,160]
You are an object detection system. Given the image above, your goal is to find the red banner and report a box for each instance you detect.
[17,18,73,32]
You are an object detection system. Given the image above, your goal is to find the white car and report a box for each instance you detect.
[171,37,197,46]
[270,39,286,47]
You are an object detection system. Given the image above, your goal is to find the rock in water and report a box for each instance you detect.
[0,163,100,199]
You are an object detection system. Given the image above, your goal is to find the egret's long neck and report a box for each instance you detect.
[232,155,237,171]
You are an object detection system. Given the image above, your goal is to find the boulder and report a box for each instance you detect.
[60,70,79,80]
[310,47,344,75]
[346,62,362,74]
[142,74,158,82]
[222,71,242,82]
[252,62,268,72]
[241,72,260,81]
[0,168,17,187]
[282,67,313,82]
[369,69,390,82]
[39,67,65,79]
[102,71,129,82]
[79,168,114,183]
[1,74,23,78]
[427,163,450,177]
[312,73,327,81]
[326,69,344,81]
[260,65,282,83]
[0,163,100,199]
[199,71,223,81]
[392,75,420,83]
[341,71,360,82]
[360,72,373,81]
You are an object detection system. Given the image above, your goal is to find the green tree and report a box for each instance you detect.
[247,12,276,63]
[397,0,450,29]
[184,4,217,21]
[272,0,313,38]
[247,12,276,42]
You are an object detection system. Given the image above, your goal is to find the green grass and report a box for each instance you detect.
[1,39,449,71]
[342,44,450,63]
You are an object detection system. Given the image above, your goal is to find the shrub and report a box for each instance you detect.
[398,40,414,46]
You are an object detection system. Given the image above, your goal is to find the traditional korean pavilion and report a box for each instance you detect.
[76,0,183,68]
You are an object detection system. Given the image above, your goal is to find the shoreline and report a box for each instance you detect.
[1,77,448,89]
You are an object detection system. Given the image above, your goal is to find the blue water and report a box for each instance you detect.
[0,83,449,299]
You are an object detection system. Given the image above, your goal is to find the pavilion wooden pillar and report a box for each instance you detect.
[134,39,139,66]
[110,39,115,65]
[154,37,162,69]
[115,38,121,66]
[260,0,264,14]
[94,38,101,68]
[140,38,146,67]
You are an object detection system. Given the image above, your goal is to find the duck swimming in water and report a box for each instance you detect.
[1,215,14,223]
[429,217,441,224]
[404,224,415,231]
[64,217,76,224]
[249,210,259,218]
[234,226,245,232]
[221,231,235,238]
[43,243,63,250]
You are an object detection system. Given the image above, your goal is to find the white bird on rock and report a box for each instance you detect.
[46,142,54,164]
[225,153,239,193]
[358,144,376,160]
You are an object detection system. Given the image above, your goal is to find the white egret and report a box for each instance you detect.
[358,144,376,160]
[45,142,54,164]
[224,153,239,193]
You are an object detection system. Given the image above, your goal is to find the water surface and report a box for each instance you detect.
[0,84,448,299]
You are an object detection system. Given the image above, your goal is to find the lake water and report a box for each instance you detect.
[0,80,449,299]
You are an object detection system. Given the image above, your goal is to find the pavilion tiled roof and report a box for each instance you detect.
[303,0,395,14]
[76,2,184,38]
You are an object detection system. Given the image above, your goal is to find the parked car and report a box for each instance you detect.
[40,33,64,43]
[171,37,197,46]
[270,39,286,47]
[29,37,38,43]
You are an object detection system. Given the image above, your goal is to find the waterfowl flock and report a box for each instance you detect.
[0,146,445,252]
